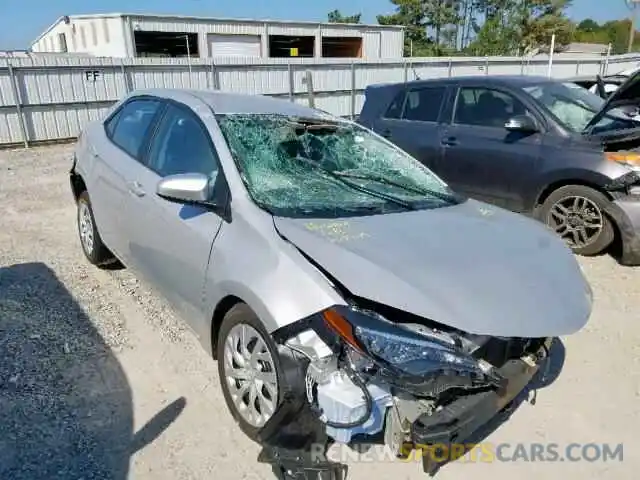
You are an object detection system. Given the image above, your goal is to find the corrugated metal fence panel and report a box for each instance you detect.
[129,65,211,90]
[2,53,640,146]
[17,65,126,105]
[0,111,23,143]
[24,103,114,141]
[217,64,290,94]
[0,66,17,107]
[355,63,405,89]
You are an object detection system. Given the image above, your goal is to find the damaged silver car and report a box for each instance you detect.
[70,89,592,473]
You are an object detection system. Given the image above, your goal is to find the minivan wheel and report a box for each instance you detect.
[77,191,114,266]
[217,303,283,441]
[539,185,615,256]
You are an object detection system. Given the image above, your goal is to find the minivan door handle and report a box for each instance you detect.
[380,129,392,139]
[127,181,146,197]
[441,136,459,147]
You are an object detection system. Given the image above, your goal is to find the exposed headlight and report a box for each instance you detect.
[321,307,495,380]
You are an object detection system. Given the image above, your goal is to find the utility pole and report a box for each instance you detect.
[627,0,640,52]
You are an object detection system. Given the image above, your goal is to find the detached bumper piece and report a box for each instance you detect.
[258,446,348,480]
[410,338,551,475]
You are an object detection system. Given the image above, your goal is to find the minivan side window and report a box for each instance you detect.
[401,86,447,123]
[109,99,162,158]
[454,87,530,128]
[384,90,406,119]
[146,104,219,179]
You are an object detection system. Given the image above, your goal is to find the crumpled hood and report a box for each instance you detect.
[274,200,592,338]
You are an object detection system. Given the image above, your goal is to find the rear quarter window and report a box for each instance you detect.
[384,90,406,119]
[402,86,447,123]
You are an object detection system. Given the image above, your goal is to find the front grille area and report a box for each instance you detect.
[472,337,546,368]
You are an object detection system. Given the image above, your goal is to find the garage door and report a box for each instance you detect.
[208,34,261,57]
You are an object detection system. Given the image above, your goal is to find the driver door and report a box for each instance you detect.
[125,101,224,329]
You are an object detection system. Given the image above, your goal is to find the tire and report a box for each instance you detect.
[77,191,115,266]
[217,303,285,442]
[539,184,615,256]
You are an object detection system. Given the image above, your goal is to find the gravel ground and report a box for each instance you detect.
[0,144,638,480]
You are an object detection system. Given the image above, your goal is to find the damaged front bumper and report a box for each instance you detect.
[271,306,554,475]
[410,337,551,448]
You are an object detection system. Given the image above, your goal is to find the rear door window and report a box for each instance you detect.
[108,99,162,159]
[401,86,447,122]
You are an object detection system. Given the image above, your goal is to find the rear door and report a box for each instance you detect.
[369,84,450,172]
[437,86,543,212]
[90,97,163,260]
[123,100,225,329]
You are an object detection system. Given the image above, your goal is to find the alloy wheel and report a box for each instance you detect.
[78,201,95,255]
[547,195,604,249]
[223,323,278,428]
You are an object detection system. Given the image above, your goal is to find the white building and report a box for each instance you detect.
[30,13,405,59]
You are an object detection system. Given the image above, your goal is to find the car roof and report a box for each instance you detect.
[126,88,332,118]
[367,74,561,91]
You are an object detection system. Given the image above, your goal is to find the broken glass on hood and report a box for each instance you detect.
[216,114,460,218]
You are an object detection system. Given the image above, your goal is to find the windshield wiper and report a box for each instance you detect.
[292,156,416,210]
[332,171,460,205]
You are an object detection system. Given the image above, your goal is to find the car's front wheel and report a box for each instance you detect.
[539,184,615,256]
[77,191,114,266]
[217,303,283,441]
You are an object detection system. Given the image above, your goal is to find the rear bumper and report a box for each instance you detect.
[605,197,640,266]
[410,337,552,448]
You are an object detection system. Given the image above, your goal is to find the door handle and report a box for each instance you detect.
[441,136,459,147]
[127,181,146,197]
[380,129,392,138]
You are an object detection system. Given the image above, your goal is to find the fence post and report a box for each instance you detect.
[520,56,525,75]
[288,62,294,102]
[7,62,29,148]
[350,62,356,119]
[448,58,453,77]
[302,70,315,109]
[403,60,408,83]
[212,61,220,90]
[120,61,131,93]
[485,57,489,75]
[575,59,581,76]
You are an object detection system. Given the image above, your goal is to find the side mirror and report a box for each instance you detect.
[505,115,538,133]
[156,173,212,204]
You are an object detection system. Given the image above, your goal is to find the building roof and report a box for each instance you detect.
[31,12,404,48]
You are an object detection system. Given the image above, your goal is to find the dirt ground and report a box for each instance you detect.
[0,144,638,480]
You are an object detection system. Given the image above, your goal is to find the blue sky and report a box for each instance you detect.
[0,0,635,50]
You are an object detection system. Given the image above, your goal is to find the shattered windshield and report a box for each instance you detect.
[216,114,459,218]
[523,82,640,134]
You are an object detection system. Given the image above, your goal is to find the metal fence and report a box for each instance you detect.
[1,53,639,147]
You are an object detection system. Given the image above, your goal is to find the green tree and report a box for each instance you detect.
[577,18,599,32]
[377,0,463,56]
[469,0,573,55]
[573,18,640,54]
[327,10,362,24]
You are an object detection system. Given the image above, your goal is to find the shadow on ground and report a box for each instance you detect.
[0,262,185,480]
